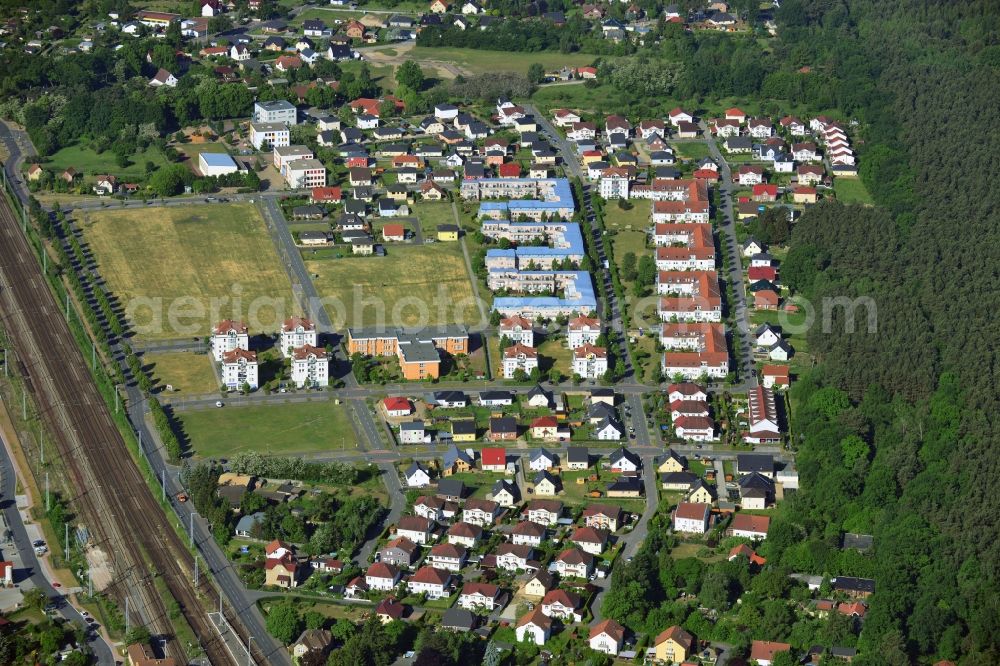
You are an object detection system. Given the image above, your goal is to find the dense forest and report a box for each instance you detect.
[769,0,1000,663]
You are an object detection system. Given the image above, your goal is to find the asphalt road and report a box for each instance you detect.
[700,121,757,384]
[526,103,638,381]
[0,432,116,665]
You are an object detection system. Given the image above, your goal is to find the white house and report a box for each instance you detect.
[495,543,534,572]
[573,344,608,379]
[527,449,557,472]
[541,589,583,623]
[428,543,466,572]
[281,317,318,356]
[594,418,623,441]
[290,345,329,388]
[458,582,501,611]
[511,521,546,547]
[404,462,432,488]
[365,563,401,591]
[463,499,501,527]
[554,548,593,579]
[590,619,625,656]
[672,502,710,534]
[148,68,177,87]
[399,421,427,445]
[406,566,451,599]
[609,447,640,473]
[516,608,551,646]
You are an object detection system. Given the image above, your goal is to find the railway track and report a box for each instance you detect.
[0,194,238,664]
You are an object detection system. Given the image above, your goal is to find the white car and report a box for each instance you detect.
[215,401,224,408]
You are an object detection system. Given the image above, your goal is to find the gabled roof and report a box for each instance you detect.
[730,513,770,534]
[654,625,693,649]
[410,565,451,586]
[611,446,640,467]
[481,447,506,466]
[590,618,625,642]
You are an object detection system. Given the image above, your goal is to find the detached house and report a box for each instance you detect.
[462,498,501,527]
[407,566,452,599]
[458,582,502,611]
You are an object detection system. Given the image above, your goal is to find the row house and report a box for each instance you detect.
[653,223,716,271]
[661,322,729,380]
[657,270,722,323]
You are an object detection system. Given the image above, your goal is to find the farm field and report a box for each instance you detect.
[79,204,294,339]
[306,243,481,329]
[145,352,218,395]
[178,401,358,458]
[833,177,873,204]
[44,143,172,180]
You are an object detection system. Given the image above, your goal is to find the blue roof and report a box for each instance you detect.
[492,271,597,313]
[200,152,237,167]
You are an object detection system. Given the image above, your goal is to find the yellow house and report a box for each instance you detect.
[265,557,299,588]
[437,224,460,241]
[523,571,554,598]
[654,625,693,663]
[533,472,560,497]
[581,152,604,165]
[687,483,715,505]
[657,456,686,474]
[452,419,477,443]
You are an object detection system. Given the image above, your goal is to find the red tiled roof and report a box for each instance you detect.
[410,565,450,585]
[590,618,625,641]
[382,396,412,412]
[730,513,771,534]
[750,640,791,663]
[655,625,693,649]
[481,447,506,466]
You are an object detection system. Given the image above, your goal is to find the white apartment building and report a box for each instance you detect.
[498,316,534,347]
[567,316,601,349]
[210,320,249,362]
[285,159,327,189]
[573,344,608,379]
[250,121,290,150]
[221,349,259,390]
[290,345,329,388]
[502,343,538,379]
[273,145,314,173]
[280,317,318,357]
[254,100,297,125]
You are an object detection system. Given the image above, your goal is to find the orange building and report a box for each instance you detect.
[347,326,469,380]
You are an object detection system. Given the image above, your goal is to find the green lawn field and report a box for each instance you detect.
[603,203,649,232]
[834,177,873,204]
[79,204,294,339]
[409,46,596,77]
[306,243,482,329]
[44,144,172,180]
[146,352,218,395]
[179,401,359,458]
